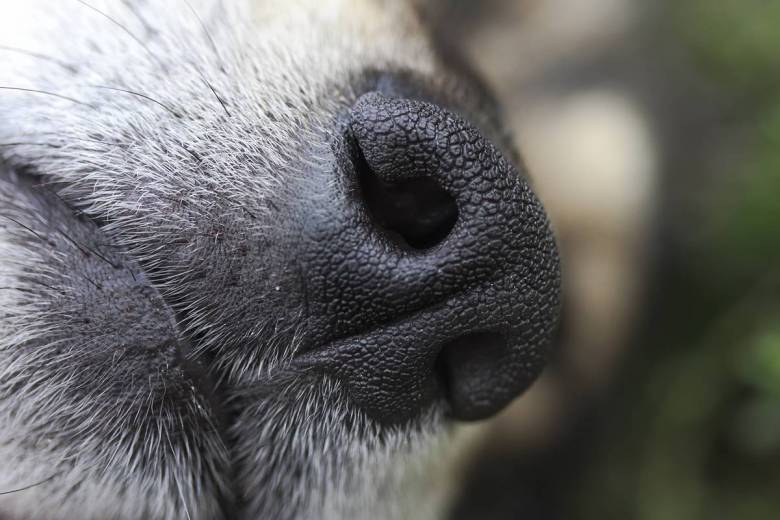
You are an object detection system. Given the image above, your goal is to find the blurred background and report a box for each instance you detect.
[419,1,780,519]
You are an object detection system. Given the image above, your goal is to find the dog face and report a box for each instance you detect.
[0,1,561,518]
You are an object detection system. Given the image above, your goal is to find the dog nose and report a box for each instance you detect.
[296,92,560,425]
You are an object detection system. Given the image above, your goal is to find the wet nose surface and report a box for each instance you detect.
[296,92,560,425]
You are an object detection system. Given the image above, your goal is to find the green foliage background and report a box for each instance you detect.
[573,2,780,519]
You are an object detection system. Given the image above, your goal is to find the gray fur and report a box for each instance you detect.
[0,1,478,518]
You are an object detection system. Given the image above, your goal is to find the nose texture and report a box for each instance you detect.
[296,92,560,425]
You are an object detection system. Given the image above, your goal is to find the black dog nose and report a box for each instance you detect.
[296,92,560,425]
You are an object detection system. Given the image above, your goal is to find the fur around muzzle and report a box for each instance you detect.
[0,1,560,519]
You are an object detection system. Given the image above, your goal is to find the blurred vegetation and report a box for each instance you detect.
[674,0,780,98]
[711,102,780,278]
[572,2,780,519]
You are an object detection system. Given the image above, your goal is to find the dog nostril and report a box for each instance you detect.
[352,141,458,250]
[435,331,512,421]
